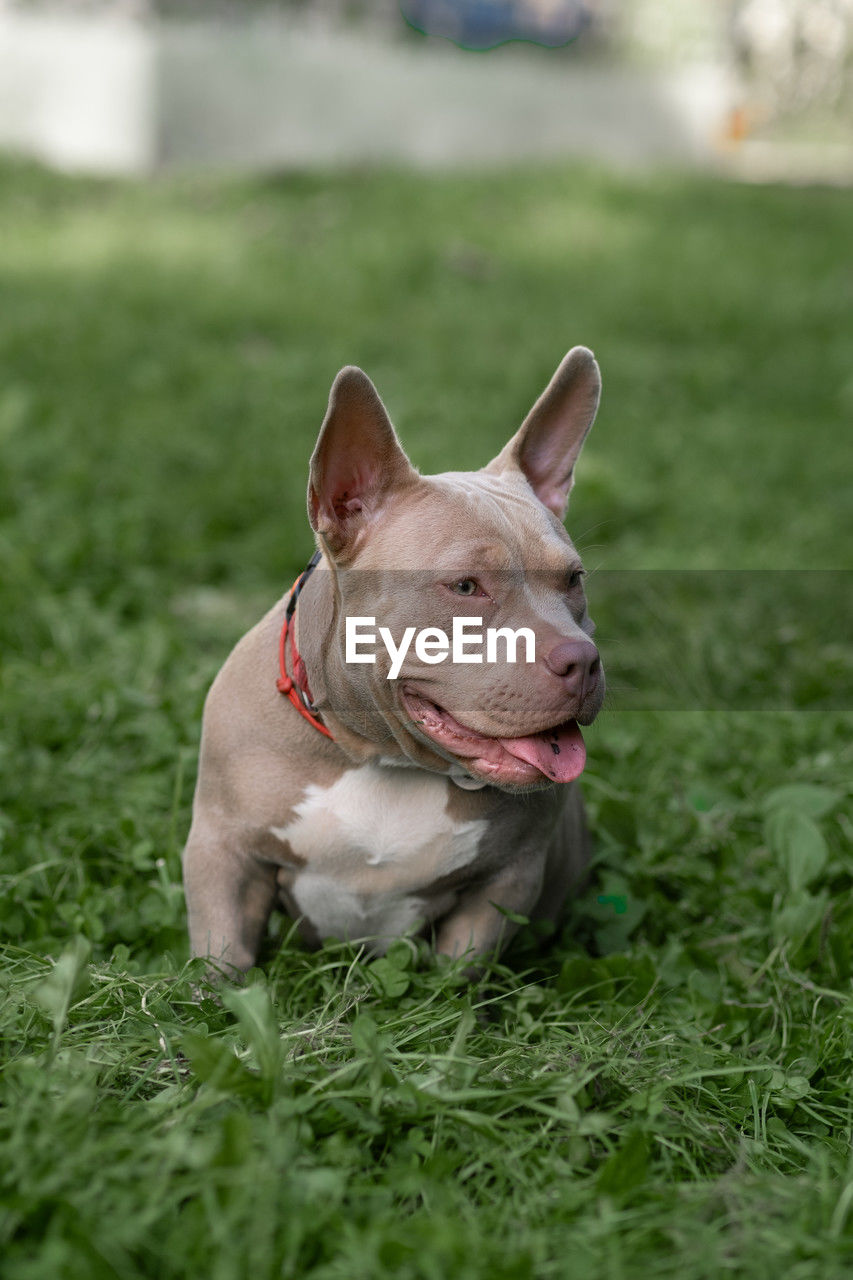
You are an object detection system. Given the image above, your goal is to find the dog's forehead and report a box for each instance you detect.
[360,469,576,572]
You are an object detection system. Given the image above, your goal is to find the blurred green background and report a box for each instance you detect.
[1,156,852,1278]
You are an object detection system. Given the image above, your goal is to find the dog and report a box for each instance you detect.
[183,347,604,977]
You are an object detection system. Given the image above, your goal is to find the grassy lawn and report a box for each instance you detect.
[1,158,851,1278]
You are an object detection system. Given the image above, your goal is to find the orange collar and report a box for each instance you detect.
[276,552,334,740]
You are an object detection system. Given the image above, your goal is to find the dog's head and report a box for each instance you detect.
[307,349,605,791]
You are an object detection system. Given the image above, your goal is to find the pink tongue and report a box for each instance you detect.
[500,721,586,782]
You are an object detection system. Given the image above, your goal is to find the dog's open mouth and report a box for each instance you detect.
[401,687,586,786]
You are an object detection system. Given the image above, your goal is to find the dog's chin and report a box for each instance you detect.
[400,687,589,791]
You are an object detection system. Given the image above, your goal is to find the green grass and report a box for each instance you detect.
[1,158,851,1279]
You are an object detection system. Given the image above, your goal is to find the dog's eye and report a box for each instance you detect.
[450,578,481,597]
[567,568,585,590]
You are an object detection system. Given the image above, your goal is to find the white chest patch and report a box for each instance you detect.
[287,873,426,947]
[270,763,487,945]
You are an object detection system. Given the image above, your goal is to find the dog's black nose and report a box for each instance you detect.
[545,637,601,704]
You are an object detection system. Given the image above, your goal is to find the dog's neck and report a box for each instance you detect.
[292,553,397,756]
[291,551,489,791]
[290,552,333,711]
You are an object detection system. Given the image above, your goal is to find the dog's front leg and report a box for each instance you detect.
[183,822,278,978]
[433,859,545,974]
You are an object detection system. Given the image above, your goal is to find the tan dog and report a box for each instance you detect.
[183,347,605,976]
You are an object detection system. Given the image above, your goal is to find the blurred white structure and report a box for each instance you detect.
[731,0,853,111]
[0,9,155,170]
[0,1,849,177]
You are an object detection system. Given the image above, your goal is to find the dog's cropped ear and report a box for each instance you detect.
[308,367,418,557]
[486,347,601,520]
